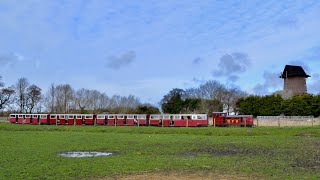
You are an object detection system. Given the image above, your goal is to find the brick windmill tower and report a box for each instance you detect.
[280,65,310,96]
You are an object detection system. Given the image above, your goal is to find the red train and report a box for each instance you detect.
[9,112,253,127]
[212,112,254,127]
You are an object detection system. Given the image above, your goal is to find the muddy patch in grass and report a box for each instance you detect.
[181,144,274,157]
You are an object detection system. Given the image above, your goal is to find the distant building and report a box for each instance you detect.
[280,65,310,96]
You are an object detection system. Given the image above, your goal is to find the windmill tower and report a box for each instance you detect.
[279,65,310,96]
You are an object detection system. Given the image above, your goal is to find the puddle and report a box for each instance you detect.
[58,151,113,158]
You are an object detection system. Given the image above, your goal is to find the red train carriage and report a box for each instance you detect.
[50,114,57,125]
[84,114,94,125]
[188,114,208,127]
[67,115,74,125]
[173,114,187,127]
[9,114,17,123]
[39,114,49,124]
[32,114,39,124]
[137,114,147,126]
[75,115,83,125]
[24,114,31,124]
[58,115,66,125]
[212,112,254,127]
[149,114,161,126]
[126,114,135,126]
[96,115,106,125]
[18,114,25,124]
[107,115,116,126]
[116,115,125,126]
[162,114,172,127]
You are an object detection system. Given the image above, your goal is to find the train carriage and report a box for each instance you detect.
[173,114,187,127]
[75,115,83,125]
[58,115,66,125]
[66,114,74,125]
[186,114,208,127]
[126,114,135,126]
[107,115,116,126]
[39,114,49,124]
[149,114,161,126]
[96,114,106,125]
[49,114,57,125]
[31,114,39,124]
[137,114,147,126]
[116,115,125,126]
[17,114,25,124]
[9,114,17,123]
[84,114,94,125]
[162,114,172,127]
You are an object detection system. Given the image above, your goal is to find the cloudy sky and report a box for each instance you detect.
[0,1,320,104]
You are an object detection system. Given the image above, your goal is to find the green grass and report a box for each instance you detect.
[0,123,319,179]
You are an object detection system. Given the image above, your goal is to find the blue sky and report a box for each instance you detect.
[0,0,320,105]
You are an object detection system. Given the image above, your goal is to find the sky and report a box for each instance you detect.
[0,0,320,105]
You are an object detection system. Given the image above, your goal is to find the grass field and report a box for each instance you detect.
[0,123,319,179]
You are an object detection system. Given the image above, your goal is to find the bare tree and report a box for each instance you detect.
[43,84,56,113]
[55,84,74,113]
[0,82,15,110]
[15,78,29,113]
[221,88,248,115]
[25,85,42,113]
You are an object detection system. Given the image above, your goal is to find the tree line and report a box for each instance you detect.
[236,94,320,117]
[0,76,160,115]
[160,80,247,116]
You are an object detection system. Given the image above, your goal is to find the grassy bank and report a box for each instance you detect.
[0,123,319,179]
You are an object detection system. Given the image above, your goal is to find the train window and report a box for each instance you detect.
[127,115,134,119]
[108,115,114,118]
[41,115,47,118]
[25,115,31,118]
[59,115,65,118]
[117,115,124,119]
[50,115,56,118]
[150,115,159,119]
[97,115,104,119]
[85,115,92,119]
[33,115,38,118]
[68,115,74,119]
[138,115,146,119]
[76,115,82,118]
[10,114,16,118]
[163,115,170,119]
[197,115,206,119]
[18,115,23,118]
[174,115,181,119]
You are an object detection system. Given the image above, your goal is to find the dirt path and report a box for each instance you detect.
[101,171,258,180]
